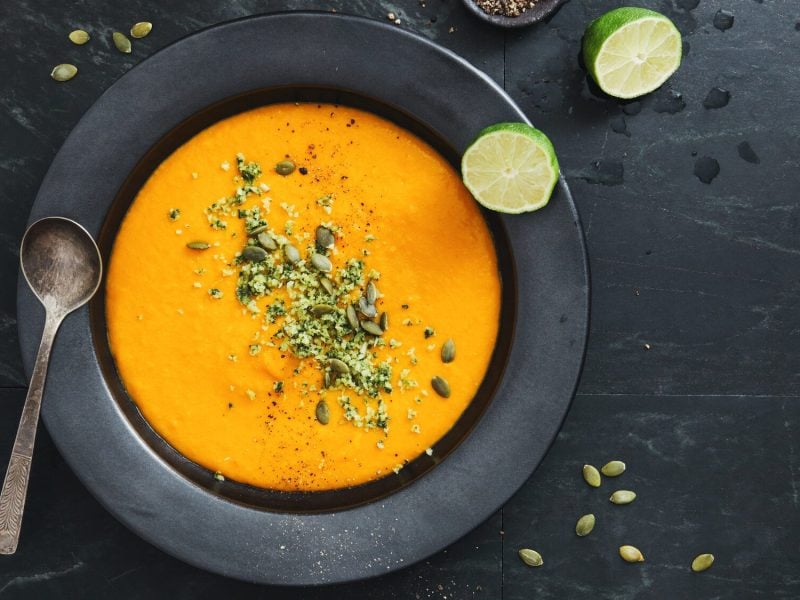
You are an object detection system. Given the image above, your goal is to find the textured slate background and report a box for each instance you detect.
[1,0,798,598]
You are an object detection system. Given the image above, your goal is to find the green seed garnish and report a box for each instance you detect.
[275,160,295,175]
[361,320,384,336]
[315,400,330,425]
[186,241,210,250]
[311,304,336,317]
[241,246,268,262]
[328,358,350,374]
[379,312,388,331]
[441,338,455,363]
[431,376,450,398]
[283,243,300,264]
[316,226,335,249]
[310,253,332,272]
[256,232,277,250]
[366,281,378,304]
[346,304,360,331]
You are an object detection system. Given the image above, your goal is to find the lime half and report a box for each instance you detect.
[583,7,682,99]
[461,123,559,214]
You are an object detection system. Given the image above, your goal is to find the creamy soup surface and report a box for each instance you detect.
[106,103,501,491]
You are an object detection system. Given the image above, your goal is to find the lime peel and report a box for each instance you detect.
[461,122,559,214]
[582,7,682,99]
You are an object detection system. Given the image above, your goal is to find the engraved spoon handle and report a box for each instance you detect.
[0,313,61,554]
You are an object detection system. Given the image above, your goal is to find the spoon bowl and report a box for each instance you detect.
[20,217,102,315]
[0,217,101,554]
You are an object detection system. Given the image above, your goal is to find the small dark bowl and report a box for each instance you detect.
[462,0,568,28]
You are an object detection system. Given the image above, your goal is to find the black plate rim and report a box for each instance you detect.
[16,12,589,585]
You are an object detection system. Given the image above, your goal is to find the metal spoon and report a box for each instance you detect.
[0,217,102,554]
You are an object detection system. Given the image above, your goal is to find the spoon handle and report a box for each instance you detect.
[0,314,61,555]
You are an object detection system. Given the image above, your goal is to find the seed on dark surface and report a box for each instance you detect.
[610,490,637,505]
[257,232,277,250]
[619,545,644,563]
[431,376,450,398]
[283,243,300,264]
[379,312,388,331]
[441,339,456,363]
[582,464,601,488]
[691,553,714,572]
[315,400,330,425]
[69,30,90,45]
[320,277,335,295]
[737,141,760,164]
[328,358,350,374]
[361,320,384,336]
[702,87,731,109]
[275,160,295,176]
[186,241,210,250]
[694,157,720,184]
[241,246,268,262]
[112,31,132,53]
[310,253,332,272]
[575,514,596,537]
[51,64,77,81]
[130,21,153,39]
[316,226,335,249]
[311,304,336,317]
[366,281,378,304]
[713,9,734,31]
[346,304,360,330]
[601,460,626,477]
[518,548,543,567]
[359,296,377,318]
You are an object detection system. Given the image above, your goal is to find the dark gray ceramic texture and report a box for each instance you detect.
[461,0,569,28]
[16,13,588,585]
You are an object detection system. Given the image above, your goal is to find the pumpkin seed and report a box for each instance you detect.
[186,241,210,250]
[310,253,332,272]
[283,243,300,264]
[130,21,152,39]
[248,224,269,236]
[346,304,360,331]
[320,277,335,296]
[241,245,268,262]
[361,320,384,336]
[50,63,77,82]
[316,226,335,249]
[366,281,378,304]
[609,490,637,505]
[68,30,90,45]
[431,376,450,398]
[328,358,350,375]
[379,312,388,331]
[257,232,277,251]
[275,159,295,175]
[582,464,601,488]
[359,296,377,318]
[315,400,330,425]
[518,549,543,567]
[311,304,336,317]
[323,371,332,389]
[441,338,456,363]
[575,514,595,537]
[691,553,714,572]
[112,31,132,53]
[619,545,644,563]
[601,460,626,477]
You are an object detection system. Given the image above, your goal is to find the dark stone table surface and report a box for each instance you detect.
[1,0,798,597]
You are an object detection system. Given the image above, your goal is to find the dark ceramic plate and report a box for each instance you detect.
[461,0,569,28]
[17,13,588,585]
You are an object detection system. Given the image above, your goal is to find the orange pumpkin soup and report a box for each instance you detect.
[106,103,500,491]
